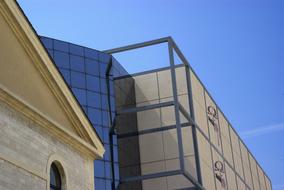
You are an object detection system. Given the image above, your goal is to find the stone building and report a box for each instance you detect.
[0,1,104,190]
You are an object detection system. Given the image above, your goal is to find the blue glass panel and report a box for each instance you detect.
[103,145,110,161]
[94,160,105,178]
[54,40,68,52]
[100,78,107,94]
[85,58,99,76]
[101,95,108,111]
[95,178,105,190]
[87,108,102,125]
[87,91,101,109]
[102,111,109,127]
[82,106,87,114]
[113,135,118,146]
[113,146,118,163]
[71,71,85,88]
[100,63,108,77]
[105,180,111,190]
[114,163,119,180]
[40,37,53,49]
[47,50,54,58]
[93,125,103,139]
[85,48,99,60]
[86,75,100,92]
[99,53,111,63]
[70,55,84,72]
[69,44,84,56]
[110,96,115,112]
[105,161,111,179]
[54,51,69,69]
[109,81,114,96]
[103,128,110,144]
[72,88,86,106]
[59,69,70,84]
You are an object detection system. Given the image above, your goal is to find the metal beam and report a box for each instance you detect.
[103,37,171,54]
[183,171,206,190]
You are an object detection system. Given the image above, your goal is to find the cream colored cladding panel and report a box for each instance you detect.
[221,136,234,169]
[190,70,209,137]
[142,177,167,190]
[141,160,166,175]
[240,141,253,189]
[176,66,188,95]
[230,127,244,179]
[157,69,173,99]
[257,166,267,190]
[134,73,159,103]
[139,132,165,163]
[197,130,212,166]
[200,159,216,190]
[212,149,227,190]
[137,107,161,131]
[218,110,230,141]
[204,91,222,152]
[265,175,272,190]
[249,153,260,190]
[236,176,246,190]
[163,127,194,160]
[225,163,237,190]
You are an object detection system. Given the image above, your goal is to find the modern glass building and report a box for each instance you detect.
[40,36,271,190]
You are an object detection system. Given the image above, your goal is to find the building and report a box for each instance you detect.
[0,1,271,190]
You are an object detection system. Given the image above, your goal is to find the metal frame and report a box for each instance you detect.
[105,37,205,190]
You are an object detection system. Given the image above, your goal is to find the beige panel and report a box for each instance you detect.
[225,163,237,190]
[240,141,253,189]
[230,128,244,179]
[134,73,159,103]
[218,111,230,141]
[167,174,193,190]
[142,177,167,190]
[197,131,212,166]
[249,153,260,190]
[222,137,234,168]
[141,161,166,175]
[265,175,272,190]
[139,132,164,163]
[236,176,246,190]
[163,127,194,159]
[185,155,197,178]
[137,108,161,131]
[258,166,266,190]
[193,99,209,137]
[157,69,173,99]
[176,67,188,95]
[200,160,216,190]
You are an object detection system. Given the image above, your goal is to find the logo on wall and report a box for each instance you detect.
[214,161,226,188]
[207,106,221,145]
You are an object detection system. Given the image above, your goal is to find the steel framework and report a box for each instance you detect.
[105,37,205,190]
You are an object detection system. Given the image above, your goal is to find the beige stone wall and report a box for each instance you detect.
[0,102,94,190]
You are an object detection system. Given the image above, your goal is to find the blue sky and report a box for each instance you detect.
[18,0,284,189]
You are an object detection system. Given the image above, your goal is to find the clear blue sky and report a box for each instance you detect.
[18,0,284,189]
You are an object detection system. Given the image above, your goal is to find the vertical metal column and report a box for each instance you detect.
[168,40,185,171]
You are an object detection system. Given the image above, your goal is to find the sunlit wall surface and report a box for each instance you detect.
[40,36,124,190]
[114,65,272,190]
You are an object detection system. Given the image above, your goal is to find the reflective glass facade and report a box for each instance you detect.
[40,36,127,190]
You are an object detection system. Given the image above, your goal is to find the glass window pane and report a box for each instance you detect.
[85,48,99,60]
[99,53,111,63]
[103,128,110,144]
[71,71,85,88]
[100,62,108,77]
[101,95,108,110]
[87,91,101,108]
[95,178,105,190]
[47,50,54,58]
[72,88,86,106]
[100,78,107,94]
[86,75,100,92]
[105,161,111,179]
[70,44,84,56]
[70,55,84,72]
[54,40,68,52]
[54,51,69,69]
[105,180,112,190]
[40,37,53,49]
[59,69,70,84]
[93,125,103,140]
[87,108,102,125]
[94,160,105,178]
[86,58,99,76]
[104,145,110,161]
[102,111,109,127]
